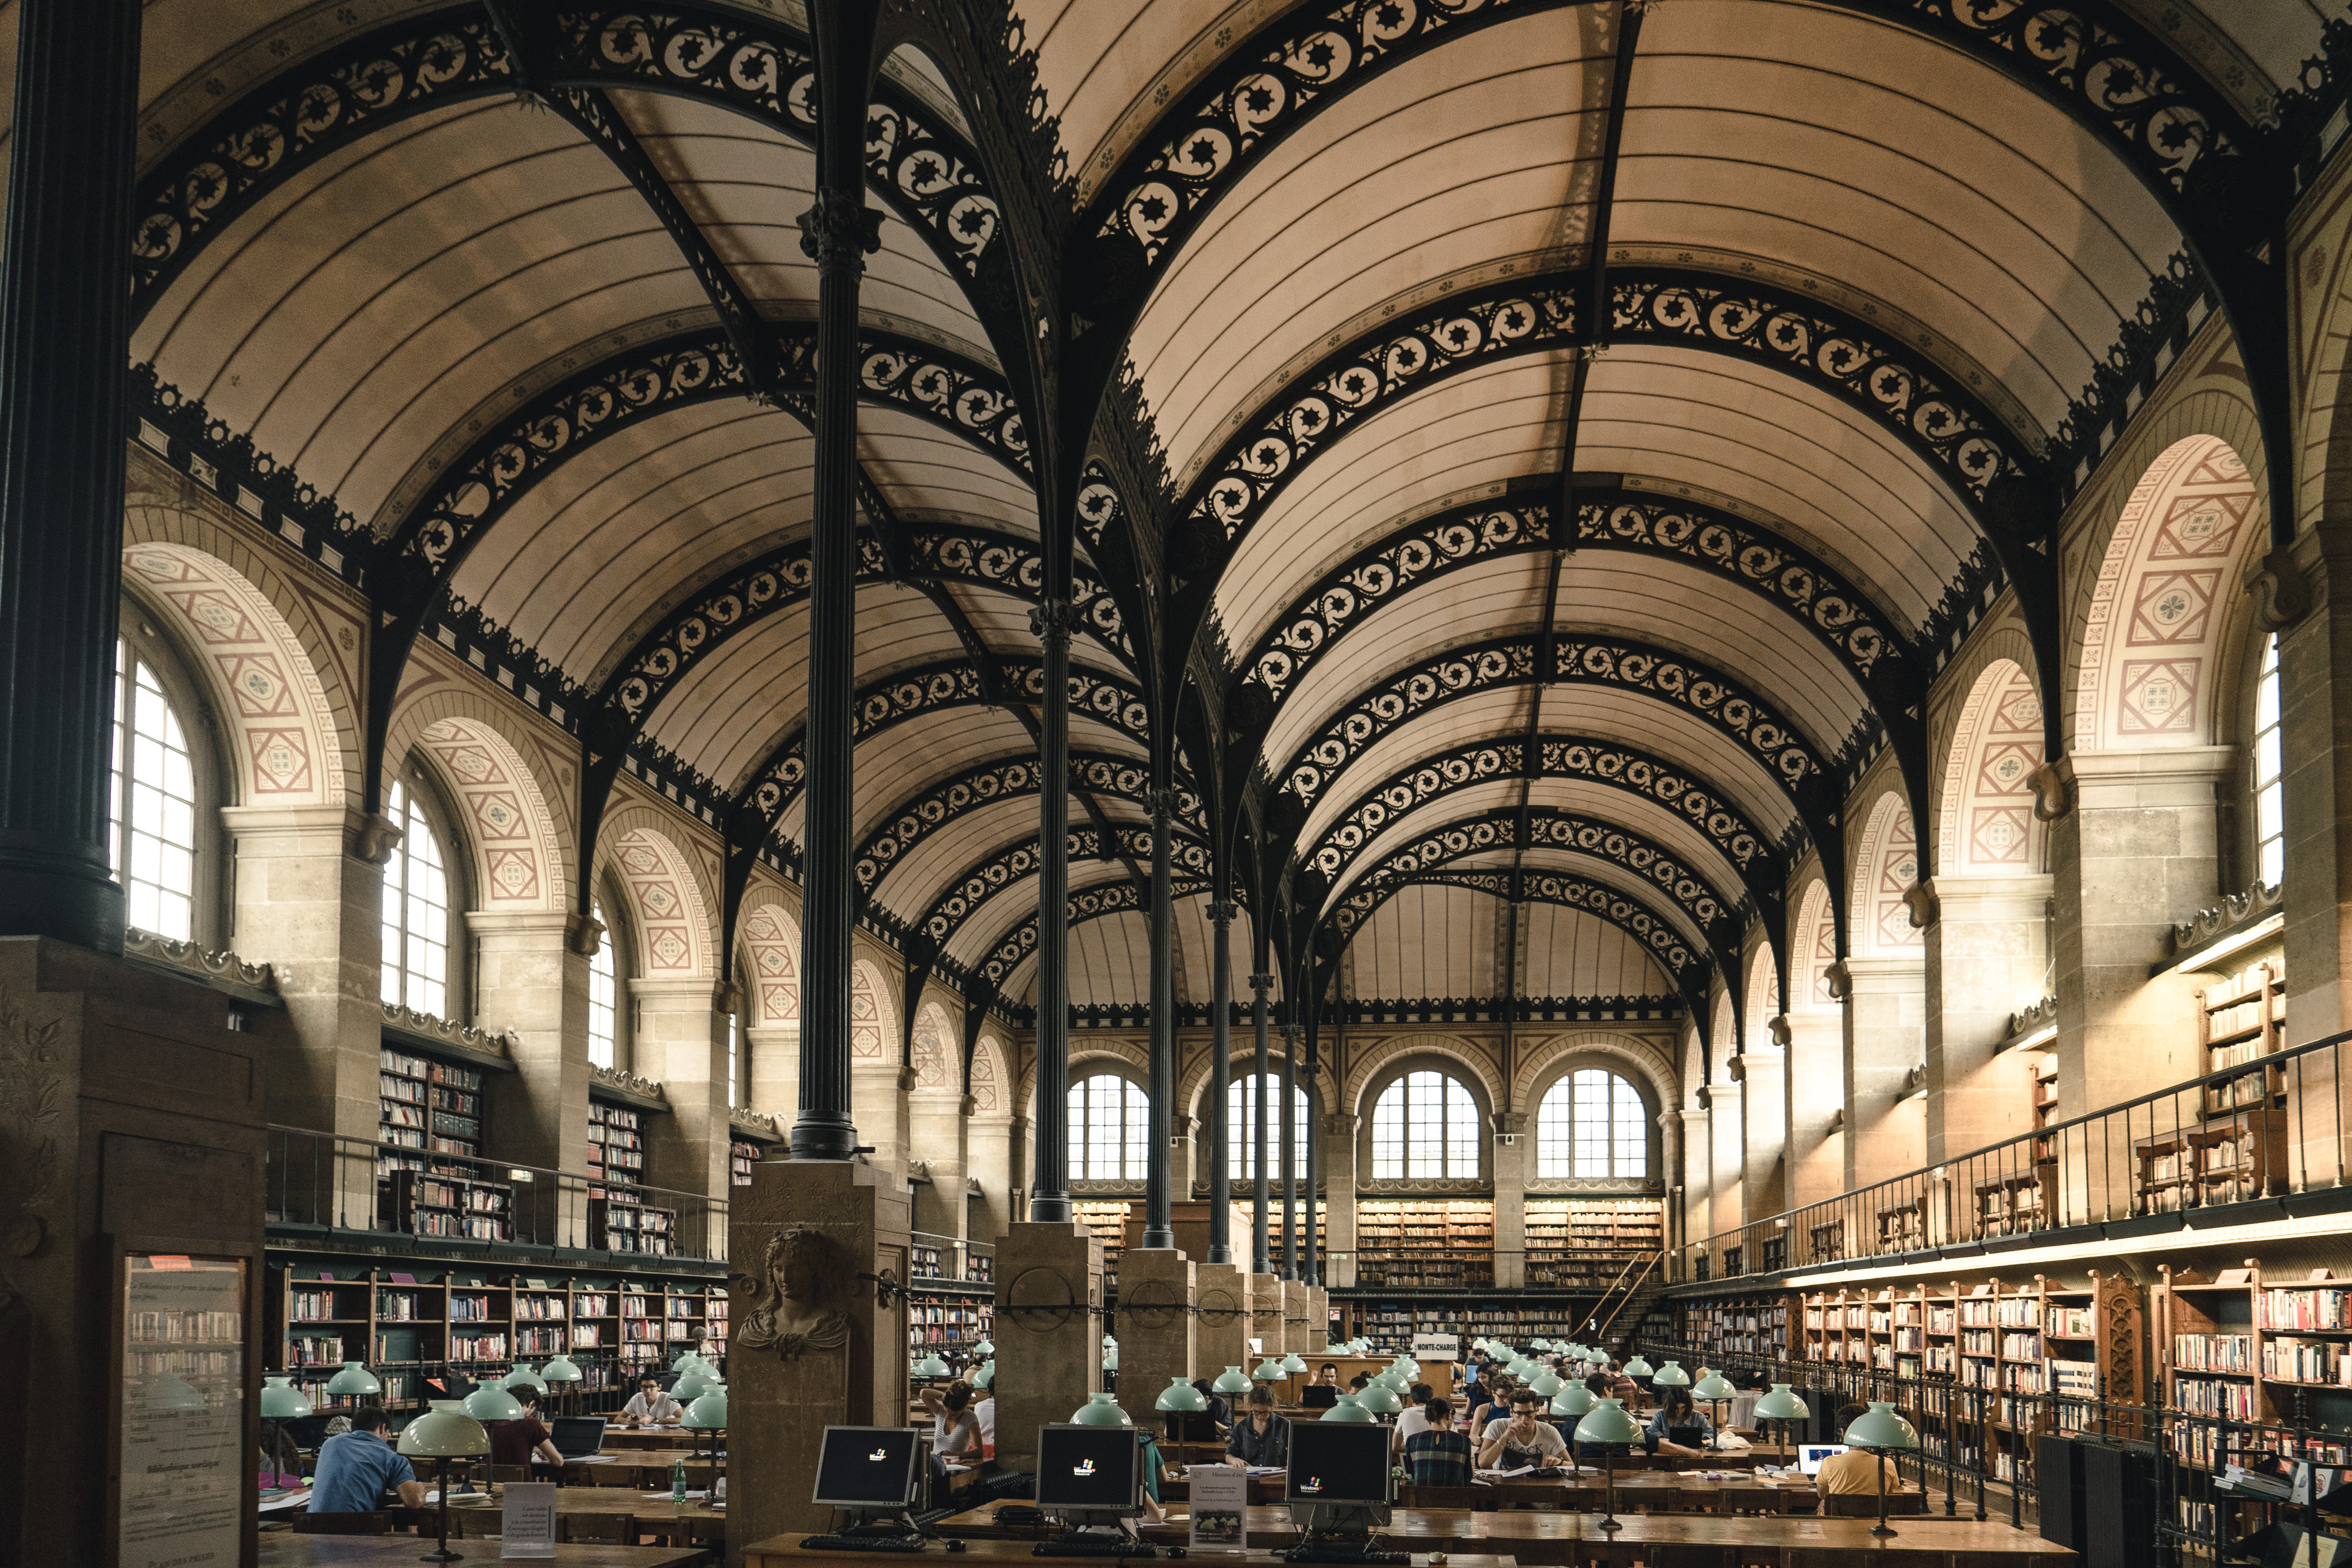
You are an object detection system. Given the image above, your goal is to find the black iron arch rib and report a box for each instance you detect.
[918,823,1214,963]
[976,875,1215,1004]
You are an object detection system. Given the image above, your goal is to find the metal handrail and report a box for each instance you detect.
[1589,1250,1660,1345]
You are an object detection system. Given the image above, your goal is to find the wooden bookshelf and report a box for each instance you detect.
[730,1139,761,1187]
[383,1168,512,1243]
[908,1285,995,1365]
[1355,1198,1495,1288]
[587,1099,647,1194]
[587,1193,674,1256]
[1073,1198,1133,1287]
[376,1046,491,1230]
[1525,1196,1664,1287]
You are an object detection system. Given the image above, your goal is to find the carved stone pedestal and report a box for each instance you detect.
[1250,1271,1283,1368]
[1307,1285,1329,1350]
[726,1159,911,1563]
[1281,1277,1310,1355]
[1196,1261,1253,1386]
[992,1218,1104,1470]
[1115,1246,1194,1428]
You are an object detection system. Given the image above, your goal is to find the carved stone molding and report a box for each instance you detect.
[730,1107,784,1140]
[2171,880,2284,957]
[124,927,276,993]
[2006,994,2059,1042]
[382,1002,515,1059]
[591,1062,666,1102]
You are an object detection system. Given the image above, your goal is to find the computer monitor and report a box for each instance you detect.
[550,1416,606,1459]
[1034,1423,1145,1527]
[1798,1443,1847,1476]
[1285,1420,1392,1536]
[813,1426,923,1515]
[1299,1387,1339,1409]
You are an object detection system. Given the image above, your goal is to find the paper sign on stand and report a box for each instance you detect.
[1189,1465,1248,1552]
[500,1482,558,1559]
[1411,1333,1460,1362]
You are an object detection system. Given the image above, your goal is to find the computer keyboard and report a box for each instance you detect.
[799,1534,930,1552]
[1031,1536,1163,1557]
[1281,1547,1407,1565]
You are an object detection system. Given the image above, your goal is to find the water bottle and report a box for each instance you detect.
[672,1458,687,1504]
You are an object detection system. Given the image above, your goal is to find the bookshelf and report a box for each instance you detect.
[383,1168,513,1243]
[377,1046,494,1236]
[908,1284,995,1365]
[1354,1198,1495,1288]
[2133,958,2289,1217]
[1073,1198,1132,1287]
[1524,1196,1664,1287]
[587,1193,674,1256]
[730,1139,761,1187]
[587,1099,647,1194]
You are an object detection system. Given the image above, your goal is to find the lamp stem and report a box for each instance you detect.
[423,1455,462,1562]
[1871,1449,1894,1536]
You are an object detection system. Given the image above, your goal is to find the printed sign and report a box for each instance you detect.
[501,1482,558,1559]
[118,1253,246,1568]
[1189,1464,1249,1552]
[1412,1333,1461,1362]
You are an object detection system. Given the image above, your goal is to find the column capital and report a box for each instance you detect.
[1028,600,1077,641]
[1248,973,1274,992]
[1208,900,1237,924]
[2060,744,2236,809]
[795,188,881,269]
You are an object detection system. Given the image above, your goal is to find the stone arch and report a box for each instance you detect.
[2074,433,2264,753]
[1511,1029,1678,1120]
[912,1001,957,1098]
[1175,1045,1336,1132]
[598,823,716,981]
[740,902,800,1025]
[969,1031,1010,1117]
[1743,945,1780,1054]
[1935,657,2047,876]
[1339,1031,1503,1120]
[1848,793,1921,957]
[850,957,897,1064]
[1790,877,1838,1011]
[406,714,569,913]
[1523,1042,1668,1180]
[1709,981,1738,1071]
[119,540,345,809]
[1019,1037,1148,1119]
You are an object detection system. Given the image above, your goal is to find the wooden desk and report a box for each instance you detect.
[601,1426,693,1448]
[747,1536,1507,1568]
[1159,1469,1285,1503]
[565,1450,726,1487]
[261,1540,706,1566]
[443,1488,727,1543]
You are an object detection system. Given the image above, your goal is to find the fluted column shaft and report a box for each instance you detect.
[0,0,142,948]
[1142,788,1176,1247]
[1028,601,1074,1222]
[788,0,879,1160]
[1280,1022,1299,1280]
[1208,900,1236,1263]
[1250,970,1272,1273]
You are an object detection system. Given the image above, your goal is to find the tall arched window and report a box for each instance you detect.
[381,779,452,1018]
[2254,633,2283,886]
[1370,1070,1480,1179]
[110,637,200,939]
[1537,1069,1648,1178]
[1069,1073,1148,1181]
[728,1008,742,1107]
[1228,1074,1310,1180]
[588,901,619,1069]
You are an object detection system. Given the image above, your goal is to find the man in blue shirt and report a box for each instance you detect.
[309,1407,426,1514]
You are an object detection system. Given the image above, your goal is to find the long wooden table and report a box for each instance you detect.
[749,1538,1506,1568]
[261,1540,706,1566]
[441,1486,728,1544]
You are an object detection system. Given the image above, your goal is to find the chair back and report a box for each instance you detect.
[488,1465,532,1484]
[293,1511,397,1535]
[1823,1490,1925,1517]
[1398,1484,1483,1510]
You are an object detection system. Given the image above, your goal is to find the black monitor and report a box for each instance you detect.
[1035,1423,1145,1526]
[813,1426,923,1514]
[550,1416,606,1459]
[1285,1421,1392,1539]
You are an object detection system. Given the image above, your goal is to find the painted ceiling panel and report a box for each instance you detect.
[1343,882,1498,1001]
[1517,904,1676,1000]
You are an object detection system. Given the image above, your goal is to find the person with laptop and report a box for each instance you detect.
[1225,1385,1289,1469]
[1643,1388,1714,1457]
[619,1372,682,1426]
[1477,1390,1568,1471]
[489,1388,564,1469]
[308,1407,428,1514]
[1813,1405,1888,1494]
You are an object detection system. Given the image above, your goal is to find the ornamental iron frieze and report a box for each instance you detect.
[1242,483,1908,706]
[133,7,1007,318]
[920,826,1212,954]
[1276,634,1821,814]
[977,876,1210,992]
[1329,868,1703,982]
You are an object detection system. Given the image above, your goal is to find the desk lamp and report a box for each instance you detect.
[399,1401,492,1563]
[1649,1360,1690,1390]
[1622,1354,1653,1379]
[683,1385,728,1490]
[972,1359,995,1389]
[1103,1341,1120,1374]
[674,1366,718,1404]
[1281,1350,1308,1376]
[1548,1381,1593,1420]
[1692,1369,1736,1451]
[1356,1380,1402,1419]
[1156,1376,1208,1454]
[1525,1366,1563,1399]
[1071,1392,1129,1426]
[461,1383,525,1423]
[1252,1355,1286,1386]
[1842,1400,1919,1536]
[501,1364,547,1397]
[537,1353,582,1418]
[1320,1393,1376,1423]
[1213,1364,1254,1397]
[324,1360,382,1401]
[976,1338,995,1356]
[1753,1382,1809,1467]
[908,1354,949,1385]
[1572,1398,1643,1531]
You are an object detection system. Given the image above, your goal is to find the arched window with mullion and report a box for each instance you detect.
[381,778,455,1019]
[1536,1068,1648,1178]
[1370,1069,1480,1179]
[1228,1074,1311,1180]
[1069,1073,1149,1182]
[2253,633,2283,888]
[588,901,620,1068]
[109,635,202,940]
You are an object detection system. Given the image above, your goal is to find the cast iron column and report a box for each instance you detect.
[1027,600,1075,1223]
[0,0,142,950]
[1250,970,1272,1273]
[1206,900,1236,1263]
[788,0,879,1161]
[1280,1021,1299,1280]
[1141,787,1175,1248]
[1304,1017,1320,1287]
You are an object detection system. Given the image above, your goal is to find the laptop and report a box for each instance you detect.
[1300,1387,1339,1409]
[1797,1443,1847,1476]
[550,1416,608,1460]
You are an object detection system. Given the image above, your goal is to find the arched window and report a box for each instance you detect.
[728,1007,742,1107]
[381,779,453,1018]
[1228,1074,1310,1180]
[1370,1069,1480,1179]
[588,901,620,1069]
[1069,1073,1148,1181]
[110,636,200,939]
[2254,633,2283,886]
[1537,1069,1649,1178]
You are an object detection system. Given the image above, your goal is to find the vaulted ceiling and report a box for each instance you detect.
[111,0,2339,1029]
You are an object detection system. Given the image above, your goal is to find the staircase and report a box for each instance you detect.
[1588,1256,1669,1365]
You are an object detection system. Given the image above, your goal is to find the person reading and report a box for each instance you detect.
[489,1389,563,1468]
[1402,1396,1475,1486]
[1225,1385,1289,1469]
[308,1407,427,1514]
[1815,1405,1897,1495]
[620,1373,683,1426]
[918,1379,983,1458]
[1645,1388,1714,1456]
[1477,1391,1568,1472]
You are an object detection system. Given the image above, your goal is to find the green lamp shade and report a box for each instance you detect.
[323,1360,381,1396]
[672,1348,702,1370]
[684,1389,729,1430]
[1573,1398,1643,1447]
[502,1365,547,1395]
[1843,1400,1920,1450]
[1252,1356,1285,1382]
[1549,1383,1595,1418]
[462,1384,527,1422]
[674,1368,718,1400]
[1471,1337,1488,1352]
[1529,1338,1551,1352]
[1693,1372,1738,1400]
[973,1360,995,1389]
[261,1376,314,1420]
[1754,1383,1811,1421]
[1649,1361,1690,1387]
[1103,1334,1119,1349]
[539,1354,582,1384]
[1281,1352,1307,1375]
[1156,1377,1209,1414]
[400,1401,492,1458]
[976,1339,995,1356]
[1526,1369,1564,1397]
[1399,1359,1421,1381]
[1102,1349,1119,1372]
[1356,1381,1403,1415]
[1212,1365,1254,1395]
[910,1354,950,1381]
[1321,1394,1377,1423]
[1071,1392,1129,1426]
[146,1372,207,1412]
[1623,1355,1654,1377]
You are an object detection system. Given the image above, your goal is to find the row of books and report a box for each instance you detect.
[2175,1333,2256,1372]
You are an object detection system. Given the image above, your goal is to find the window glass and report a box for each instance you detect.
[1370,1069,1479,1179]
[589,903,618,1069]
[1227,1074,1310,1179]
[2255,633,2283,887]
[110,640,198,939]
[381,780,451,1017]
[1068,1073,1148,1181]
[1536,1069,1649,1179]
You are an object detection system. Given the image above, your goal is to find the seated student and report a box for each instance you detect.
[620,1373,683,1427]
[1456,1363,1484,1414]
[1189,1377,1235,1431]
[1301,1365,1340,1409]
[309,1407,427,1514]
[1225,1386,1289,1469]
[1645,1389,1715,1457]
[1466,1375,1515,1435]
[1348,1373,1372,1392]
[975,1391,997,1456]
[1391,1383,1434,1451]
[1402,1396,1475,1486]
[489,1389,564,1468]
[918,1379,983,1459]
[1605,1360,1642,1407]
[1477,1391,1569,1472]
[1574,1373,1634,1461]
[1815,1405,1895,1495]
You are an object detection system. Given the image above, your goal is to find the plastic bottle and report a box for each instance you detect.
[672,1458,687,1504]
